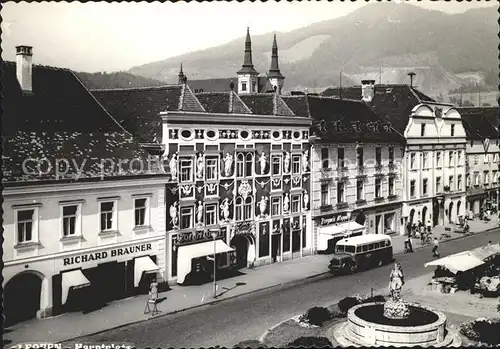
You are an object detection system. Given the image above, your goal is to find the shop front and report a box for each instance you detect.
[358,203,401,236]
[316,212,365,254]
[467,192,488,217]
[171,227,234,285]
[3,237,165,323]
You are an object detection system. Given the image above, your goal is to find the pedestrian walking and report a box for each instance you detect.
[405,236,413,253]
[419,224,425,239]
[432,237,440,257]
[144,277,159,315]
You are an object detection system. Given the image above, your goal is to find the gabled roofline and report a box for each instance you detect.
[71,71,134,137]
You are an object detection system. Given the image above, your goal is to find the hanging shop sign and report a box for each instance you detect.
[176,229,225,247]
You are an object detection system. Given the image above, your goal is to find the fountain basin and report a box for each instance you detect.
[342,302,448,347]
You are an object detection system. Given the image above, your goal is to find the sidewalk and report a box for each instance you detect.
[5,218,498,346]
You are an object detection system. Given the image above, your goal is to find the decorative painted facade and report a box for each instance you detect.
[161,99,313,284]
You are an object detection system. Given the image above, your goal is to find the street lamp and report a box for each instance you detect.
[211,229,218,298]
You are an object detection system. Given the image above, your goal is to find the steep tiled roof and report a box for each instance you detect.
[194,91,252,114]
[457,107,500,140]
[281,95,310,118]
[321,84,436,133]
[306,96,405,144]
[1,61,162,183]
[239,93,295,116]
[92,84,205,143]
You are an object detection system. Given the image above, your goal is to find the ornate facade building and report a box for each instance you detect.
[282,92,405,251]
[96,30,313,285]
[323,81,467,232]
[3,47,167,325]
[458,107,500,215]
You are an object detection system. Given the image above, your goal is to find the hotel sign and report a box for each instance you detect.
[321,212,350,226]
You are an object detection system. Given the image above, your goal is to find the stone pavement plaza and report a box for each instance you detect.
[4,217,498,346]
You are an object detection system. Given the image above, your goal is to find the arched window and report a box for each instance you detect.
[245,153,253,177]
[236,154,245,178]
[235,197,244,221]
[244,196,253,220]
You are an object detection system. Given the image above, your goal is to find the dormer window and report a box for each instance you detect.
[241,82,247,92]
[252,81,257,92]
[450,124,455,137]
[421,124,426,137]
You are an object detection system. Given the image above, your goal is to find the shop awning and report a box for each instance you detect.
[425,253,485,274]
[177,240,234,284]
[469,244,500,261]
[61,269,91,305]
[134,256,160,287]
[317,222,365,251]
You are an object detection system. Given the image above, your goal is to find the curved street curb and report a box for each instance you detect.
[58,225,497,345]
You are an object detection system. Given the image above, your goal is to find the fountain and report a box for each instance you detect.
[331,263,462,347]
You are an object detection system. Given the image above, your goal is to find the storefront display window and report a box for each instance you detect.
[384,213,395,234]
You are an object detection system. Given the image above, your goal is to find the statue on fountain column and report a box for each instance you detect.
[389,263,404,300]
[384,263,410,319]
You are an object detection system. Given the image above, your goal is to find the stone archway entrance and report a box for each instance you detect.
[4,272,43,326]
[422,206,428,224]
[457,200,462,218]
[230,234,249,269]
[409,209,416,225]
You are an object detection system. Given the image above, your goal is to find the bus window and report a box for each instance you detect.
[373,242,380,249]
[345,246,355,253]
[336,245,345,253]
[368,243,374,250]
[386,240,391,247]
[362,245,368,252]
[356,246,361,253]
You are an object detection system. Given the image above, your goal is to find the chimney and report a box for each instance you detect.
[361,79,375,103]
[16,45,33,92]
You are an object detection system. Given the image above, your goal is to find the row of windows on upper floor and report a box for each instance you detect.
[409,150,467,170]
[467,170,500,187]
[320,146,396,169]
[175,152,307,183]
[467,153,500,166]
[319,177,396,207]
[409,175,464,198]
[176,194,304,230]
[407,170,500,198]
[419,123,459,137]
[13,196,152,246]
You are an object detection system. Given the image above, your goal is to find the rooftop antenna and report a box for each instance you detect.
[459,85,463,106]
[407,72,416,88]
[379,65,382,85]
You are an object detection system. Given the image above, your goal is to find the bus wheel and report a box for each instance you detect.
[350,264,358,273]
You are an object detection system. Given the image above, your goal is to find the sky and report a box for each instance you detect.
[1,0,497,73]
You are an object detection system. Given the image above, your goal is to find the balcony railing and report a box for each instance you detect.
[388,162,396,173]
[375,164,383,173]
[387,194,398,201]
[357,166,365,176]
[355,199,367,206]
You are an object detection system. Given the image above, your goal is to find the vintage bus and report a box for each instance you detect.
[328,234,393,274]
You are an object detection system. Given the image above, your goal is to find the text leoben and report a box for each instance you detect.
[63,243,152,266]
